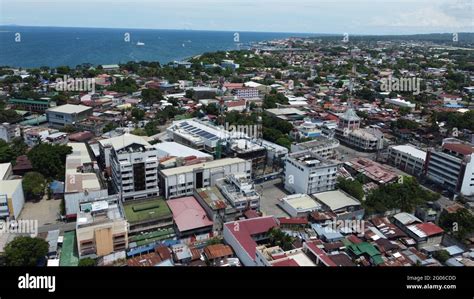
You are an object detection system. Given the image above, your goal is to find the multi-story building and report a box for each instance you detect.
[425,138,474,196]
[233,87,259,99]
[8,97,54,112]
[64,143,108,218]
[291,137,340,159]
[334,108,384,152]
[159,158,252,199]
[106,134,160,201]
[76,201,128,258]
[216,173,260,213]
[284,150,341,194]
[278,194,321,218]
[46,104,93,129]
[0,176,24,220]
[0,123,20,142]
[388,144,426,176]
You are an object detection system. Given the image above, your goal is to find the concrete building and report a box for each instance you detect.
[46,104,93,128]
[0,123,20,142]
[425,138,474,196]
[255,245,316,266]
[223,216,279,266]
[334,108,384,152]
[388,144,426,176]
[64,143,108,218]
[0,178,25,220]
[194,186,239,230]
[312,190,364,221]
[76,201,128,258]
[291,136,340,159]
[159,158,252,199]
[392,212,444,249]
[101,134,160,201]
[278,194,321,218]
[8,97,53,112]
[216,173,260,213]
[284,150,341,194]
[386,98,416,109]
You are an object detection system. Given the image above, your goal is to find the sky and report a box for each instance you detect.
[0,0,473,34]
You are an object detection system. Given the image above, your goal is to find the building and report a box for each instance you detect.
[284,150,341,194]
[64,143,108,218]
[167,196,214,237]
[0,178,25,220]
[291,136,340,159]
[265,108,307,121]
[425,138,474,196]
[227,139,266,177]
[0,123,20,142]
[392,212,444,249]
[386,98,416,109]
[193,187,239,230]
[76,201,128,258]
[223,216,279,266]
[312,190,364,221]
[344,157,399,185]
[8,98,53,112]
[388,144,426,176]
[334,108,384,152]
[101,134,160,201]
[203,244,234,265]
[153,142,213,161]
[122,198,173,235]
[255,245,316,266]
[159,158,252,199]
[46,104,93,128]
[278,194,321,218]
[233,87,259,99]
[216,173,260,213]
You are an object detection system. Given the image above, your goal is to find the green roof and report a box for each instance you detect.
[129,228,175,246]
[60,231,79,266]
[9,98,51,105]
[123,198,172,224]
[347,242,384,265]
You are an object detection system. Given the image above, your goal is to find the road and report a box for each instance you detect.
[38,222,76,234]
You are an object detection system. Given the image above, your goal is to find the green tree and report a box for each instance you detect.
[4,236,48,266]
[28,143,72,180]
[337,177,364,201]
[78,257,96,267]
[131,108,145,121]
[439,208,474,241]
[22,172,46,201]
[433,250,450,264]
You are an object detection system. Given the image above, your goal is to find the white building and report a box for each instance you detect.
[425,138,474,196]
[388,144,426,176]
[0,123,20,142]
[0,179,24,220]
[159,158,252,199]
[104,134,160,201]
[291,137,340,159]
[46,104,93,128]
[278,194,321,218]
[64,143,108,218]
[216,173,260,212]
[334,108,384,152]
[284,150,341,194]
[386,98,416,109]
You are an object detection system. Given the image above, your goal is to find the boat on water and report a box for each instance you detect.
[136,41,145,46]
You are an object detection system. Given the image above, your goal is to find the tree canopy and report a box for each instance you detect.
[27,143,72,180]
[22,171,46,201]
[4,236,49,266]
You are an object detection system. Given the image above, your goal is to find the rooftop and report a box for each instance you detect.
[167,196,213,233]
[391,144,427,161]
[160,158,247,177]
[312,190,361,212]
[280,194,321,211]
[123,198,172,224]
[47,104,91,114]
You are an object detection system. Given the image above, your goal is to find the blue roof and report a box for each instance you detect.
[50,180,65,193]
[445,245,464,256]
[311,223,344,241]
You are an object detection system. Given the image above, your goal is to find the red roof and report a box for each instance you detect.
[244,210,260,219]
[167,196,213,233]
[224,216,279,260]
[304,241,336,267]
[415,223,444,237]
[226,99,246,107]
[443,143,474,156]
[278,217,308,225]
[272,259,299,267]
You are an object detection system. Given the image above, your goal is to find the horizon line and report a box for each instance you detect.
[1,24,472,36]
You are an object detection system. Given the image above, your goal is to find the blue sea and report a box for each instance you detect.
[0,26,310,68]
